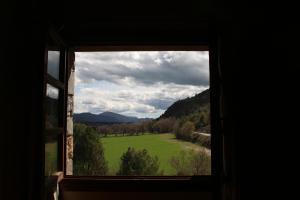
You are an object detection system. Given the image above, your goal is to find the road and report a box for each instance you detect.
[193,132,211,137]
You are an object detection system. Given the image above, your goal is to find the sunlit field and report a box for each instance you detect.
[102,133,209,175]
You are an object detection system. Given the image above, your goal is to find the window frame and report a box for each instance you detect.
[43,28,68,177]
[61,44,222,191]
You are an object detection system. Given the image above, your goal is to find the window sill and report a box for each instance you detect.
[60,176,212,192]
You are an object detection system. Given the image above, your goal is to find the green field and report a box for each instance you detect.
[101,133,206,175]
[45,141,57,176]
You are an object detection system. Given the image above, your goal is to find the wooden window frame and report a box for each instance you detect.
[40,24,224,197]
[60,43,223,196]
[43,27,68,176]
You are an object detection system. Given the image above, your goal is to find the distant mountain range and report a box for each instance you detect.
[74,89,210,127]
[74,111,152,125]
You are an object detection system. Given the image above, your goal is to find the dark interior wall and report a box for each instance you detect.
[0,1,299,200]
[215,5,299,199]
[0,1,46,200]
[60,0,211,47]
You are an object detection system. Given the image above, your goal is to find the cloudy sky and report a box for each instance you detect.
[74,51,209,118]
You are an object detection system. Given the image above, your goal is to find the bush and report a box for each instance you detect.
[73,123,108,175]
[189,150,211,175]
[117,147,160,175]
[170,150,211,175]
[170,151,191,175]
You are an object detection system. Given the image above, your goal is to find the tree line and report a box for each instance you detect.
[94,109,210,149]
[95,108,209,137]
[94,117,176,137]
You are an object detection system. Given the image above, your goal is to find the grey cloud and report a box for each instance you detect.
[82,100,95,105]
[118,92,132,99]
[88,107,104,114]
[75,51,209,86]
[134,107,152,113]
[88,105,128,114]
[126,62,208,86]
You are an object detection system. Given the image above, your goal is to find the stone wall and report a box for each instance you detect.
[66,51,75,175]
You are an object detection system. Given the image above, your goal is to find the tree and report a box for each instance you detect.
[73,123,108,175]
[174,120,195,141]
[117,147,160,175]
[145,120,155,133]
[181,121,195,136]
[153,118,176,133]
[173,119,181,136]
[97,125,113,137]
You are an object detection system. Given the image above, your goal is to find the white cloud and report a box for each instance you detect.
[74,51,209,118]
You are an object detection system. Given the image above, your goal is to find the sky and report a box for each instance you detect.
[74,51,209,118]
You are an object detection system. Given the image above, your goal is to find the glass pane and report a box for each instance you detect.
[45,140,58,176]
[45,84,59,128]
[47,51,60,79]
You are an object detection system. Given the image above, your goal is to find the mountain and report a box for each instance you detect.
[160,89,209,119]
[74,111,151,125]
[159,89,210,131]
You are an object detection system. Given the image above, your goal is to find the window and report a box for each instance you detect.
[42,42,223,196]
[68,49,211,176]
[42,18,224,198]
[43,33,67,198]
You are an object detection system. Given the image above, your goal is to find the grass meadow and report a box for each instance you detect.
[101,133,207,175]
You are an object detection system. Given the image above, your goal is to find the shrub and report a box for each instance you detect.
[170,150,211,175]
[170,151,191,175]
[189,150,211,175]
[117,147,160,175]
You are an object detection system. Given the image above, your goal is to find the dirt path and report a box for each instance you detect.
[159,133,211,156]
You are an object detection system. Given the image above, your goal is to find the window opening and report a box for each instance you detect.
[68,51,211,176]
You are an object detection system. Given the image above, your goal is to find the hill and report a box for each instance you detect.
[74,111,151,125]
[159,89,210,130]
